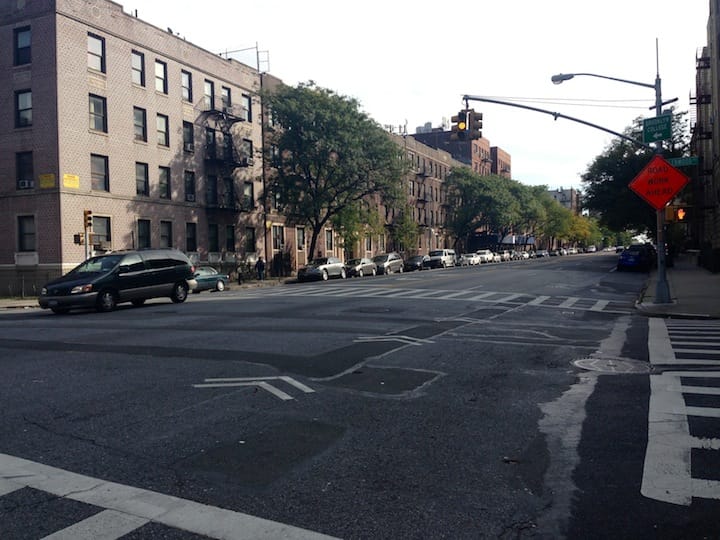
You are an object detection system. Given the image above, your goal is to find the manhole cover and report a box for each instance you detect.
[573,356,651,374]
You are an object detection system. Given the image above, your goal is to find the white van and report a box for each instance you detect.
[427,249,456,269]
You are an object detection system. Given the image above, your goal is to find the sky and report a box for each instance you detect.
[122,1,709,191]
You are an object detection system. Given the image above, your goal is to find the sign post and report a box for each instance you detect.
[629,155,690,303]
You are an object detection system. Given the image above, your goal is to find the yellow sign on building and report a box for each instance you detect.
[63,174,80,189]
[38,173,56,188]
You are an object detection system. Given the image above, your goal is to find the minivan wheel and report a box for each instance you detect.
[215,280,225,292]
[322,270,329,281]
[96,290,117,312]
[171,282,189,303]
[340,268,347,279]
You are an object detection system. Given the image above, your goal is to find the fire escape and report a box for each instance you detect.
[202,95,253,215]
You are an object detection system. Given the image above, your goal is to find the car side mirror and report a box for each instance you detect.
[118,265,130,274]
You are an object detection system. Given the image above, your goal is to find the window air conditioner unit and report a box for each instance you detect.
[183,142,194,152]
[18,179,34,189]
[186,194,195,202]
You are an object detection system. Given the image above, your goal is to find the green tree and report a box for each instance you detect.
[264,82,406,260]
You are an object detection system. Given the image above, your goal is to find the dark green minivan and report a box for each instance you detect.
[39,249,197,314]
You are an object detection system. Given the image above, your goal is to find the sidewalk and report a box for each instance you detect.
[636,253,720,319]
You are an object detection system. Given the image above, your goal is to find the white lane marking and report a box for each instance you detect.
[589,299,609,311]
[674,348,720,355]
[202,376,315,394]
[353,335,434,346]
[41,509,148,540]
[466,292,497,301]
[194,381,294,400]
[0,477,21,496]
[642,372,693,505]
[0,453,338,540]
[527,295,551,306]
[648,318,676,365]
[494,293,524,303]
[558,297,580,309]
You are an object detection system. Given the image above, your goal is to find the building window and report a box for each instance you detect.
[160,221,172,248]
[206,175,218,205]
[225,225,235,252]
[14,26,31,65]
[365,234,372,252]
[182,121,194,152]
[181,70,193,102]
[241,139,253,164]
[15,90,32,127]
[222,177,234,207]
[159,166,171,199]
[184,170,195,202]
[156,114,169,146]
[221,86,231,110]
[133,107,147,142]
[242,181,254,210]
[16,152,33,189]
[204,79,214,110]
[297,227,305,251]
[155,60,168,93]
[131,50,145,86]
[208,224,219,252]
[242,93,252,121]
[93,216,111,246]
[325,229,333,251]
[186,222,197,252]
[244,227,256,254]
[89,94,107,132]
[91,154,109,191]
[87,33,105,72]
[272,225,285,251]
[205,128,217,158]
[18,215,35,252]
[137,219,151,249]
[136,162,149,196]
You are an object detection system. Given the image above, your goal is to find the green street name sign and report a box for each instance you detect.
[667,156,699,168]
[643,115,672,143]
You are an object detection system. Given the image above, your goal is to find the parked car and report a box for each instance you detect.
[192,266,229,293]
[373,252,404,274]
[617,244,655,272]
[587,245,597,253]
[405,255,430,271]
[38,249,197,314]
[535,249,550,258]
[297,257,347,282]
[475,249,494,263]
[491,252,502,263]
[346,257,377,277]
[567,247,578,255]
[498,250,512,262]
[426,249,456,268]
[459,253,481,266]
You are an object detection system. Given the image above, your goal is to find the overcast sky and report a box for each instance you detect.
[122,1,709,191]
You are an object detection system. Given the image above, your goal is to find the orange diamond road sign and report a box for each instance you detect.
[629,155,690,210]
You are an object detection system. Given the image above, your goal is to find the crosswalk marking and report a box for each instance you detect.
[247,286,632,314]
[42,509,149,540]
[0,453,337,540]
[643,317,720,506]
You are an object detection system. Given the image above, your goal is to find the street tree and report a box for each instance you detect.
[263,82,406,260]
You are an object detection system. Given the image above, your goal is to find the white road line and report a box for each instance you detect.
[557,297,580,309]
[0,477,21,496]
[466,292,497,301]
[0,453,338,540]
[685,406,720,418]
[527,295,551,305]
[671,341,720,346]
[41,509,149,540]
[194,381,294,400]
[438,291,472,299]
[494,293,524,303]
[674,348,720,355]
[692,479,720,500]
[642,372,692,505]
[648,318,676,365]
[589,299,609,311]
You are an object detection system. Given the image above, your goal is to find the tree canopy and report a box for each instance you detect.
[263,81,406,259]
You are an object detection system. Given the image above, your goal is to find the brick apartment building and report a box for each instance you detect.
[1,0,264,294]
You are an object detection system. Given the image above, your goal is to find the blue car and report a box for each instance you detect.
[617,244,655,272]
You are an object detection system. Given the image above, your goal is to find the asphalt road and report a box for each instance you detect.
[1,252,719,539]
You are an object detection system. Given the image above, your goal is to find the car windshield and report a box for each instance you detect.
[309,258,328,266]
[347,259,361,266]
[68,254,123,275]
[429,250,444,256]
[372,255,389,262]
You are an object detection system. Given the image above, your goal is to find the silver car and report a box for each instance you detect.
[297,257,347,282]
[372,252,404,275]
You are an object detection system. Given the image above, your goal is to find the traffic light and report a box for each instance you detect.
[84,209,93,229]
[451,109,469,140]
[468,110,483,140]
[665,205,690,222]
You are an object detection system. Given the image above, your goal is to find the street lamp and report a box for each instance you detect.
[551,57,673,304]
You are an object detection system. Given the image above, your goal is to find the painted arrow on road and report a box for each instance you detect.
[193,376,315,401]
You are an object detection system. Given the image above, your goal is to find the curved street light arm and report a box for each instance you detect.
[551,72,656,90]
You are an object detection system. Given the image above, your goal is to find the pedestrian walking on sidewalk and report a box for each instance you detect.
[255,256,266,280]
